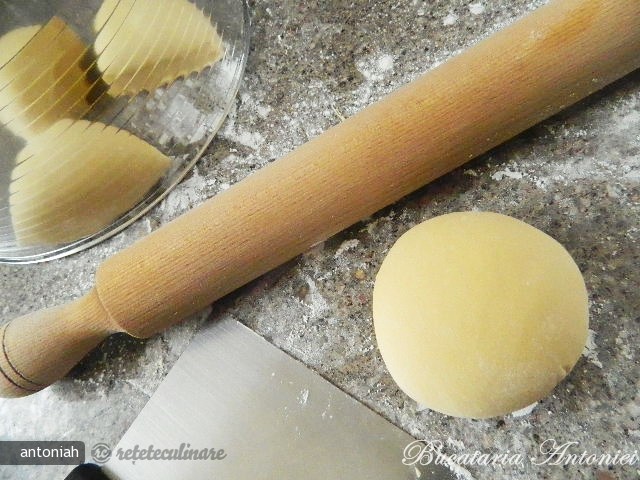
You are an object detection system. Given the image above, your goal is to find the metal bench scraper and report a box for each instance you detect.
[64,319,455,480]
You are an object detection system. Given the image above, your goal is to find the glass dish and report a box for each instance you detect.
[0,0,249,263]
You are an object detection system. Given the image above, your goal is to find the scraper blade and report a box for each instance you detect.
[85,319,454,479]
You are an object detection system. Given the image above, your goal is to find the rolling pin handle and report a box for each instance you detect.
[0,289,118,398]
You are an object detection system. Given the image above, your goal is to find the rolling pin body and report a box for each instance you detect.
[2,0,640,397]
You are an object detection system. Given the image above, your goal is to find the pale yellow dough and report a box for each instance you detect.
[0,17,92,137]
[10,119,171,246]
[373,212,588,419]
[94,0,224,96]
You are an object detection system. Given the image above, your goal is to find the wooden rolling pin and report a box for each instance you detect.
[1,0,639,398]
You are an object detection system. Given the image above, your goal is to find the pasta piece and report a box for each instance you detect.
[94,0,224,96]
[10,119,171,246]
[0,17,92,137]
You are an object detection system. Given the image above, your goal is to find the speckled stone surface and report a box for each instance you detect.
[1,1,639,479]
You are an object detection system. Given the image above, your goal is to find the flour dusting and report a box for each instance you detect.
[334,239,360,258]
[491,168,524,181]
[220,101,265,151]
[302,277,331,320]
[377,54,395,72]
[469,2,485,15]
[447,437,466,450]
[223,128,265,150]
[583,329,603,369]
[511,402,538,417]
[350,53,401,112]
[161,166,207,215]
[443,13,459,26]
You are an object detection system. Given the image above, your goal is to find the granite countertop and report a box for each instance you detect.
[1,1,638,479]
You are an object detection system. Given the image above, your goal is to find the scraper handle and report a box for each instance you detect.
[2,0,639,397]
[64,464,109,480]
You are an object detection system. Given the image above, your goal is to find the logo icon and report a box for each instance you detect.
[91,443,112,464]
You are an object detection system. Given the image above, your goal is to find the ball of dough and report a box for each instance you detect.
[373,211,588,419]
